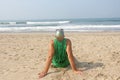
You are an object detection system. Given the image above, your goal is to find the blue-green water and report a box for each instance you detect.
[0,18,120,32]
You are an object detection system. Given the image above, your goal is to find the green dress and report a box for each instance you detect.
[52,38,70,68]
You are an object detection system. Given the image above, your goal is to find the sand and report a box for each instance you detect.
[0,32,120,80]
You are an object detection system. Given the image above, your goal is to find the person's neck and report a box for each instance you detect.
[57,38,64,42]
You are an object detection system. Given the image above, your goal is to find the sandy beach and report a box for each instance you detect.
[0,32,120,80]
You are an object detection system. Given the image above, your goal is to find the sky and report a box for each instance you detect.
[0,0,120,20]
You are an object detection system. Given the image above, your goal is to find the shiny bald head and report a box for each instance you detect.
[55,29,64,41]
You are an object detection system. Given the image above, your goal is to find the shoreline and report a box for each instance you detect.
[1,31,120,36]
[1,30,120,33]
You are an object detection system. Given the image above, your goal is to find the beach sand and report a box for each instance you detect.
[0,32,120,80]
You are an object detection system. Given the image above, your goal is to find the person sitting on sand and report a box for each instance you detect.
[39,29,82,78]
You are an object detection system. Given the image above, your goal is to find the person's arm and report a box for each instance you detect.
[66,39,82,74]
[39,40,54,78]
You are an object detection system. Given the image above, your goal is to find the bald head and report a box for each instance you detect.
[55,29,65,41]
[55,29,64,37]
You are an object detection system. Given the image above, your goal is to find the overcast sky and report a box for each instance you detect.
[0,0,120,20]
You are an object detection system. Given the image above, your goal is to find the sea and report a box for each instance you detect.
[0,18,120,33]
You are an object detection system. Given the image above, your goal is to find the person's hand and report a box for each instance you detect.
[38,71,47,79]
[73,69,83,75]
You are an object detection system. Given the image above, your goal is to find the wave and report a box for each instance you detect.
[26,21,70,25]
[0,22,17,25]
[0,25,120,32]
[0,21,70,25]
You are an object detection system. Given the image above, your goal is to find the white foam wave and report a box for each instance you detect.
[80,25,120,28]
[26,21,70,25]
[9,22,16,25]
[0,21,70,26]
[0,25,120,32]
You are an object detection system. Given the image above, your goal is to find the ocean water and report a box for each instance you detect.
[0,18,120,32]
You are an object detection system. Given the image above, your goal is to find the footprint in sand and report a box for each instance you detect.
[95,73,107,80]
[116,77,120,80]
[111,51,120,61]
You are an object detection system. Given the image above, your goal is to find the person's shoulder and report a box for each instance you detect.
[50,40,54,45]
[65,38,72,44]
[66,38,71,42]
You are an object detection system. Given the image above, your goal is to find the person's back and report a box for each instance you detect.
[52,38,70,67]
